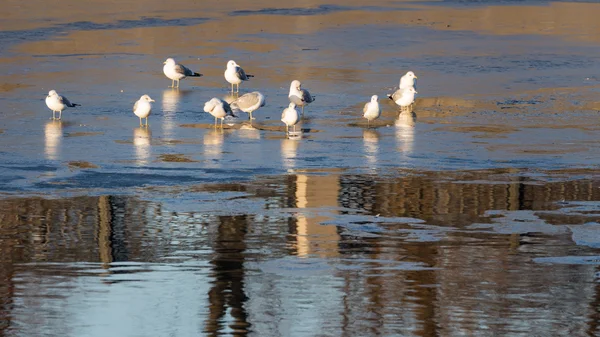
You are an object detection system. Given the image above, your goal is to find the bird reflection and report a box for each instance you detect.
[44,120,63,160]
[162,89,190,138]
[362,129,380,170]
[396,111,416,154]
[133,127,151,165]
[281,135,301,170]
[204,128,225,167]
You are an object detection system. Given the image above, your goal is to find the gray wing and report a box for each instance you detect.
[59,95,76,107]
[233,93,260,110]
[289,95,304,106]
[236,66,249,80]
[175,64,195,76]
[363,102,370,114]
[390,89,403,102]
[301,89,314,103]
[133,100,139,112]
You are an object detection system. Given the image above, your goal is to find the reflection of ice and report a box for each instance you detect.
[396,111,416,154]
[162,89,188,138]
[362,129,379,170]
[203,129,225,167]
[133,127,151,165]
[281,136,301,170]
[44,120,63,160]
[238,122,261,140]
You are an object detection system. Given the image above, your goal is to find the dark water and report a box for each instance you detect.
[3,0,600,335]
[2,170,600,336]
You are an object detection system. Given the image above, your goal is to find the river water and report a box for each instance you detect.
[2,0,600,336]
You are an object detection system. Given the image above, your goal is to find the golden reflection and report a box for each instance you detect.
[203,129,225,167]
[162,89,189,139]
[281,136,300,170]
[44,120,63,160]
[363,129,380,171]
[396,111,416,154]
[294,174,341,258]
[97,195,113,269]
[133,127,151,165]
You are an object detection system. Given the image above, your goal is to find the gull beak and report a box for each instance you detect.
[150,99,156,102]
[163,61,167,64]
[414,91,418,94]
[414,75,418,79]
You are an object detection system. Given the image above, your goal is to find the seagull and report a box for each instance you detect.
[363,95,381,128]
[399,71,418,90]
[288,80,314,116]
[133,94,155,127]
[388,87,417,111]
[204,97,236,128]
[224,60,253,93]
[230,91,265,120]
[163,58,202,88]
[281,102,299,134]
[45,90,80,120]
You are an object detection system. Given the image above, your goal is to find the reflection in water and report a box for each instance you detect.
[280,137,300,170]
[294,174,341,258]
[44,120,63,160]
[203,129,225,167]
[396,111,416,154]
[2,171,600,335]
[205,216,250,334]
[162,89,189,138]
[133,127,151,165]
[362,129,380,170]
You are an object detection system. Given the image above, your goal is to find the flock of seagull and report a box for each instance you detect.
[44,58,418,135]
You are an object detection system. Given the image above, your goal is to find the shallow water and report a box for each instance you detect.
[2,0,600,336]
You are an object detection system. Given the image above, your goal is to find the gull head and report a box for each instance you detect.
[406,71,417,79]
[141,94,155,102]
[371,95,378,102]
[203,98,219,113]
[48,90,58,97]
[164,58,176,65]
[290,80,302,90]
[227,60,238,69]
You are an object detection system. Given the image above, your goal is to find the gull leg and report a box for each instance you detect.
[176,79,180,88]
[139,117,143,126]
[52,111,55,120]
[285,125,289,134]
[249,112,254,120]
[58,111,62,120]
[220,118,224,129]
[293,124,296,132]
[231,83,234,94]
[145,117,149,127]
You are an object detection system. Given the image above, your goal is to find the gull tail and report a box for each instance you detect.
[386,94,393,101]
[246,74,255,78]
[72,103,81,107]
[191,72,202,77]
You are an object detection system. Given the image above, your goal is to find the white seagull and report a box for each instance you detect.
[399,71,418,90]
[204,97,236,128]
[163,58,202,88]
[45,90,80,120]
[224,60,253,93]
[133,94,155,127]
[281,102,299,134]
[363,95,381,127]
[388,87,417,111]
[230,91,265,120]
[288,80,314,116]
